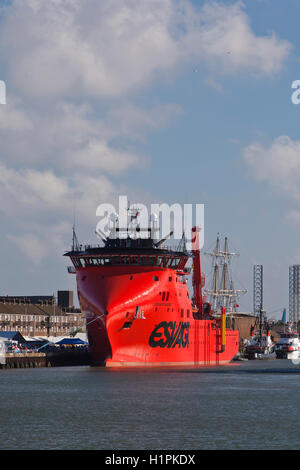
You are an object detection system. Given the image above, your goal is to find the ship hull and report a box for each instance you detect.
[76,265,239,367]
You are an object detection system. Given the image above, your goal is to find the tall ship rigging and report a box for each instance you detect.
[204,234,247,315]
[65,209,239,367]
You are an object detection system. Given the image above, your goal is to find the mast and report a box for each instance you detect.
[204,235,247,314]
[192,226,203,315]
[211,234,220,311]
[72,224,80,251]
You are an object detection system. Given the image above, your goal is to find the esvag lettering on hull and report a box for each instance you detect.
[149,321,190,348]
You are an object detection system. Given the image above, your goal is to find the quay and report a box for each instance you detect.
[1,352,46,369]
[0,349,92,369]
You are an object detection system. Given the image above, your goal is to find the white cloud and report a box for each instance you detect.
[243,135,300,228]
[72,139,146,174]
[106,102,183,141]
[191,2,291,76]
[243,136,300,201]
[1,0,182,99]
[204,77,224,93]
[0,1,291,102]
[7,221,71,264]
[0,97,33,132]
[0,0,293,261]
[0,163,70,215]
[0,99,151,172]
[0,161,118,222]
[286,209,300,225]
[7,233,47,264]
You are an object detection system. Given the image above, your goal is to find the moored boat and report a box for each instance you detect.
[275,327,300,360]
[244,329,275,359]
[65,209,239,367]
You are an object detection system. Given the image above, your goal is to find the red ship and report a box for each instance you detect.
[65,211,239,367]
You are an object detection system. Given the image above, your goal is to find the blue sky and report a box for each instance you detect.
[0,0,300,317]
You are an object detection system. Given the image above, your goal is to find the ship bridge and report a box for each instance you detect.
[65,208,191,273]
[65,244,190,272]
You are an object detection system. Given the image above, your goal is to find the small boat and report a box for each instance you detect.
[244,330,275,359]
[275,326,300,360]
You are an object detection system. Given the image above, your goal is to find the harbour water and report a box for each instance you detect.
[1,360,300,450]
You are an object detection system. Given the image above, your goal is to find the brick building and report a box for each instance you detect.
[0,291,85,337]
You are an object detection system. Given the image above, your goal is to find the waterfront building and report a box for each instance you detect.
[0,291,85,337]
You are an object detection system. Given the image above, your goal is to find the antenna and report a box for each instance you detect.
[71,202,80,251]
[72,224,80,251]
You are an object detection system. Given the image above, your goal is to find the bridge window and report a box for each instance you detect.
[83,255,163,267]
[170,258,180,268]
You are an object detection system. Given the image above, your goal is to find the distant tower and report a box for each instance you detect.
[289,265,300,324]
[253,265,263,315]
[282,308,287,324]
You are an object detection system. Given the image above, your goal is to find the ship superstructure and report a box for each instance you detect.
[65,209,239,367]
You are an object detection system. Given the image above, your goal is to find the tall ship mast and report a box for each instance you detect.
[65,209,239,367]
[204,234,247,315]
